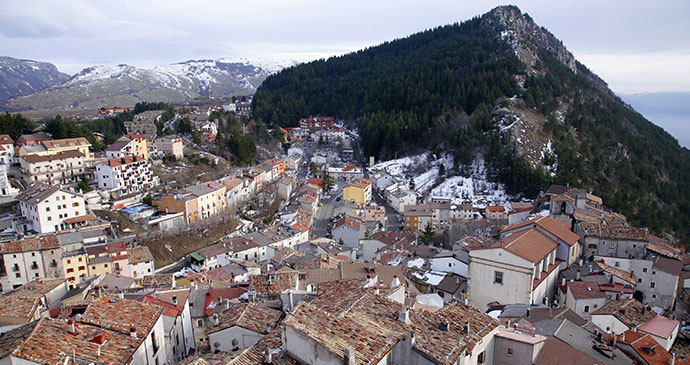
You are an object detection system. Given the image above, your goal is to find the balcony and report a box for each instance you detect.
[30,264,39,270]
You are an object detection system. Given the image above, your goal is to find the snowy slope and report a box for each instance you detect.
[5,57,296,111]
[369,153,512,208]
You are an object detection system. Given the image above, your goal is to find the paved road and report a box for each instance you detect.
[311,180,346,238]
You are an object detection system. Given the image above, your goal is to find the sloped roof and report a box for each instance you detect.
[502,216,579,246]
[591,299,656,328]
[0,233,60,253]
[207,302,281,335]
[638,315,679,339]
[127,246,153,264]
[535,337,600,365]
[494,228,558,263]
[80,296,163,336]
[566,281,605,299]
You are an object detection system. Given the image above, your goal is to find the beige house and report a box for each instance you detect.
[18,150,87,185]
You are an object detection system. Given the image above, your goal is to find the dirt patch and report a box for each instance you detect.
[93,209,143,235]
[142,211,239,268]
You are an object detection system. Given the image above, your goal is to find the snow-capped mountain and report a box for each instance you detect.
[0,56,70,101]
[3,58,297,111]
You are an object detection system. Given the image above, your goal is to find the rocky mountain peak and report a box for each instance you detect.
[486,5,577,74]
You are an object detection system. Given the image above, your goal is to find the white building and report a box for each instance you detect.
[562,280,607,321]
[0,234,63,291]
[17,183,90,234]
[0,163,19,197]
[95,155,158,194]
[207,302,281,353]
[469,227,561,311]
[501,216,581,267]
[0,134,14,165]
[143,289,196,362]
[128,246,155,278]
[385,183,417,214]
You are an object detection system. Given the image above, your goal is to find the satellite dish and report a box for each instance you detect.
[213,342,220,348]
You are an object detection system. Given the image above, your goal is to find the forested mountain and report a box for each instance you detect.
[252,5,690,244]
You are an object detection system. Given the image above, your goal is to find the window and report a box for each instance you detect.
[643,268,648,273]
[478,351,486,364]
[45,207,50,212]
[584,305,590,313]
[15,273,20,278]
[449,263,452,267]
[78,257,83,262]
[652,294,657,298]
[638,278,642,283]
[507,348,513,356]
[494,271,503,284]
[650,282,655,288]
[614,262,620,267]
[67,268,74,273]
[652,271,656,275]
[197,319,203,327]
[67,259,71,264]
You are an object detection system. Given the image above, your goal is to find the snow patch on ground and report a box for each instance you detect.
[370,153,512,208]
[406,257,425,269]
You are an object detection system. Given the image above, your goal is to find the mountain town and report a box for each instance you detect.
[0,4,689,365]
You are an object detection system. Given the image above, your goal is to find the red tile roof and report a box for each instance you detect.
[207,302,281,335]
[638,316,679,339]
[591,299,656,329]
[496,228,558,264]
[80,296,163,336]
[502,216,580,246]
[567,281,606,299]
[487,205,505,212]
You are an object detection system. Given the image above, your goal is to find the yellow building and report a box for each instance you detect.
[125,134,148,160]
[62,250,88,289]
[86,245,113,277]
[343,178,372,207]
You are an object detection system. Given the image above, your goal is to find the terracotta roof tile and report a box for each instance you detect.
[591,299,656,328]
[502,216,579,246]
[497,228,558,263]
[208,302,281,335]
[80,296,163,336]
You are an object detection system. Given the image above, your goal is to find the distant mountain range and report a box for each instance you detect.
[0,56,71,101]
[0,57,297,111]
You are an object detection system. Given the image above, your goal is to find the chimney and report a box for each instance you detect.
[398,305,410,325]
[620,332,625,342]
[612,331,617,347]
[561,277,566,287]
[391,275,400,288]
[68,319,75,334]
[464,321,470,334]
[439,319,449,332]
[129,325,137,339]
[526,308,530,318]
[456,277,460,285]
[224,298,230,311]
[266,323,272,334]
[374,286,380,295]
[576,269,581,281]
[405,329,416,346]
[213,314,219,327]
[579,258,583,267]
[264,348,272,364]
[344,347,355,365]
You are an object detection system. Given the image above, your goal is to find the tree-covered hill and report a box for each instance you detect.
[252,5,690,244]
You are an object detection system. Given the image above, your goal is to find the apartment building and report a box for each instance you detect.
[153,136,184,159]
[403,204,433,233]
[18,150,87,185]
[0,234,63,291]
[95,155,158,194]
[62,249,88,289]
[17,183,90,234]
[343,177,372,207]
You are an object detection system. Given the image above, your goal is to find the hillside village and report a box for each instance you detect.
[0,99,688,365]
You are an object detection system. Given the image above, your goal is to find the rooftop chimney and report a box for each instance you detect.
[213,314,219,327]
[224,298,230,311]
[405,329,416,346]
[612,331,617,347]
[576,269,581,281]
[374,286,380,295]
[68,319,75,334]
[439,319,449,332]
[266,323,272,334]
[344,347,355,365]
[264,348,272,364]
[620,332,625,342]
[391,275,400,288]
[398,305,410,325]
[129,325,137,339]
[561,277,566,287]
[464,321,470,334]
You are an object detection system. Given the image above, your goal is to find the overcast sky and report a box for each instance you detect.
[1,0,689,94]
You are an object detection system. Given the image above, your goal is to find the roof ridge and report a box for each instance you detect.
[11,317,44,358]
